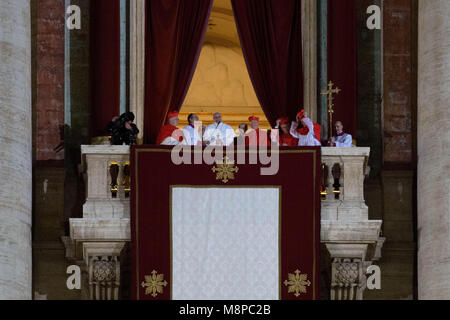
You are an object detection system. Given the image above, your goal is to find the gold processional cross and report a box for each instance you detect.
[321,81,341,141]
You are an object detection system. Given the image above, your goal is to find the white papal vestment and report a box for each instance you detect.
[203,122,236,146]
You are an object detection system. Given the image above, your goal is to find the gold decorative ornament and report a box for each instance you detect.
[109,162,120,196]
[211,157,239,184]
[321,81,341,141]
[141,270,168,297]
[284,269,311,297]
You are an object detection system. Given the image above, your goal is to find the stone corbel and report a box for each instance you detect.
[326,241,384,300]
[62,237,126,300]
[83,242,126,300]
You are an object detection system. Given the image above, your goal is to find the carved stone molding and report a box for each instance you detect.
[331,258,365,300]
[326,240,385,300]
[89,255,120,300]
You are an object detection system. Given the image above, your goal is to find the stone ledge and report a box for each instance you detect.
[69,218,131,241]
[81,145,130,155]
[321,220,382,243]
[321,147,370,157]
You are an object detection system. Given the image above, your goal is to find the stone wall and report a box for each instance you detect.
[31,0,84,300]
[364,0,418,300]
[356,0,383,177]
[35,0,65,161]
[383,0,416,166]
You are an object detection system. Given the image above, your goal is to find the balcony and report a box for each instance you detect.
[64,145,383,300]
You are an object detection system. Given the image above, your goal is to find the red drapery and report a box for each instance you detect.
[90,0,121,137]
[143,0,213,144]
[231,0,303,127]
[327,0,357,137]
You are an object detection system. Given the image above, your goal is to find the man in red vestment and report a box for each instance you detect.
[156,111,184,145]
[275,117,299,146]
[245,116,270,146]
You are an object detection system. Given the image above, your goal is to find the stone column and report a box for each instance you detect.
[130,0,146,144]
[418,0,450,300]
[0,0,32,299]
[302,0,317,122]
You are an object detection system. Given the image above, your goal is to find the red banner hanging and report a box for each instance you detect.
[131,146,321,300]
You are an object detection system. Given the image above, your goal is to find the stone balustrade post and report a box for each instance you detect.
[321,147,383,300]
[64,145,131,300]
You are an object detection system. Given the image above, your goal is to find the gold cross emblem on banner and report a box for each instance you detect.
[284,269,311,297]
[321,81,341,141]
[212,157,239,184]
[141,270,168,298]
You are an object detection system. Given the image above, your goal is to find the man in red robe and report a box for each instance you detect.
[156,111,184,145]
[245,116,271,146]
[275,117,299,146]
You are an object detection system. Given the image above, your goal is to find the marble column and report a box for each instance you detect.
[0,0,32,299]
[302,0,317,122]
[317,0,328,139]
[130,0,146,143]
[417,0,450,300]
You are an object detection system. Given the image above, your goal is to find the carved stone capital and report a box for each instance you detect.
[89,255,121,300]
[325,241,384,300]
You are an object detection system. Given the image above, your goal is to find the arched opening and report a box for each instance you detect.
[179,0,270,129]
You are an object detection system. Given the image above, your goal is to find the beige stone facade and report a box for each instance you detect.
[0,0,32,300]
[0,0,449,300]
[417,0,450,300]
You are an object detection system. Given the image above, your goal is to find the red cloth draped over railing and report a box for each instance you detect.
[231,0,304,127]
[143,0,213,144]
[90,0,121,137]
[327,0,357,137]
[131,146,321,300]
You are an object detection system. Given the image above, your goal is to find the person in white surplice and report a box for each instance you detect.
[203,112,236,146]
[183,113,202,146]
[329,121,353,147]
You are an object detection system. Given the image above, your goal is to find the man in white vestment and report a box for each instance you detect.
[203,112,236,146]
[183,113,202,146]
[290,110,322,147]
[330,121,353,147]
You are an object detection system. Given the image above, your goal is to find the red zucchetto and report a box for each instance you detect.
[296,109,306,120]
[167,111,179,119]
[278,117,289,126]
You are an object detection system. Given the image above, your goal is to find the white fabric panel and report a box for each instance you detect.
[172,187,280,300]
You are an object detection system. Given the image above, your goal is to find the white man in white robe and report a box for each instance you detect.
[203,112,236,146]
[290,110,322,147]
[183,113,202,146]
[330,121,353,147]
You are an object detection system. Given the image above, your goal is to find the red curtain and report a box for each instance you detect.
[328,0,357,137]
[90,0,121,137]
[144,0,213,144]
[231,0,303,127]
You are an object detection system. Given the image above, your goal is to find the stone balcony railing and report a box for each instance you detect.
[64,145,383,300]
